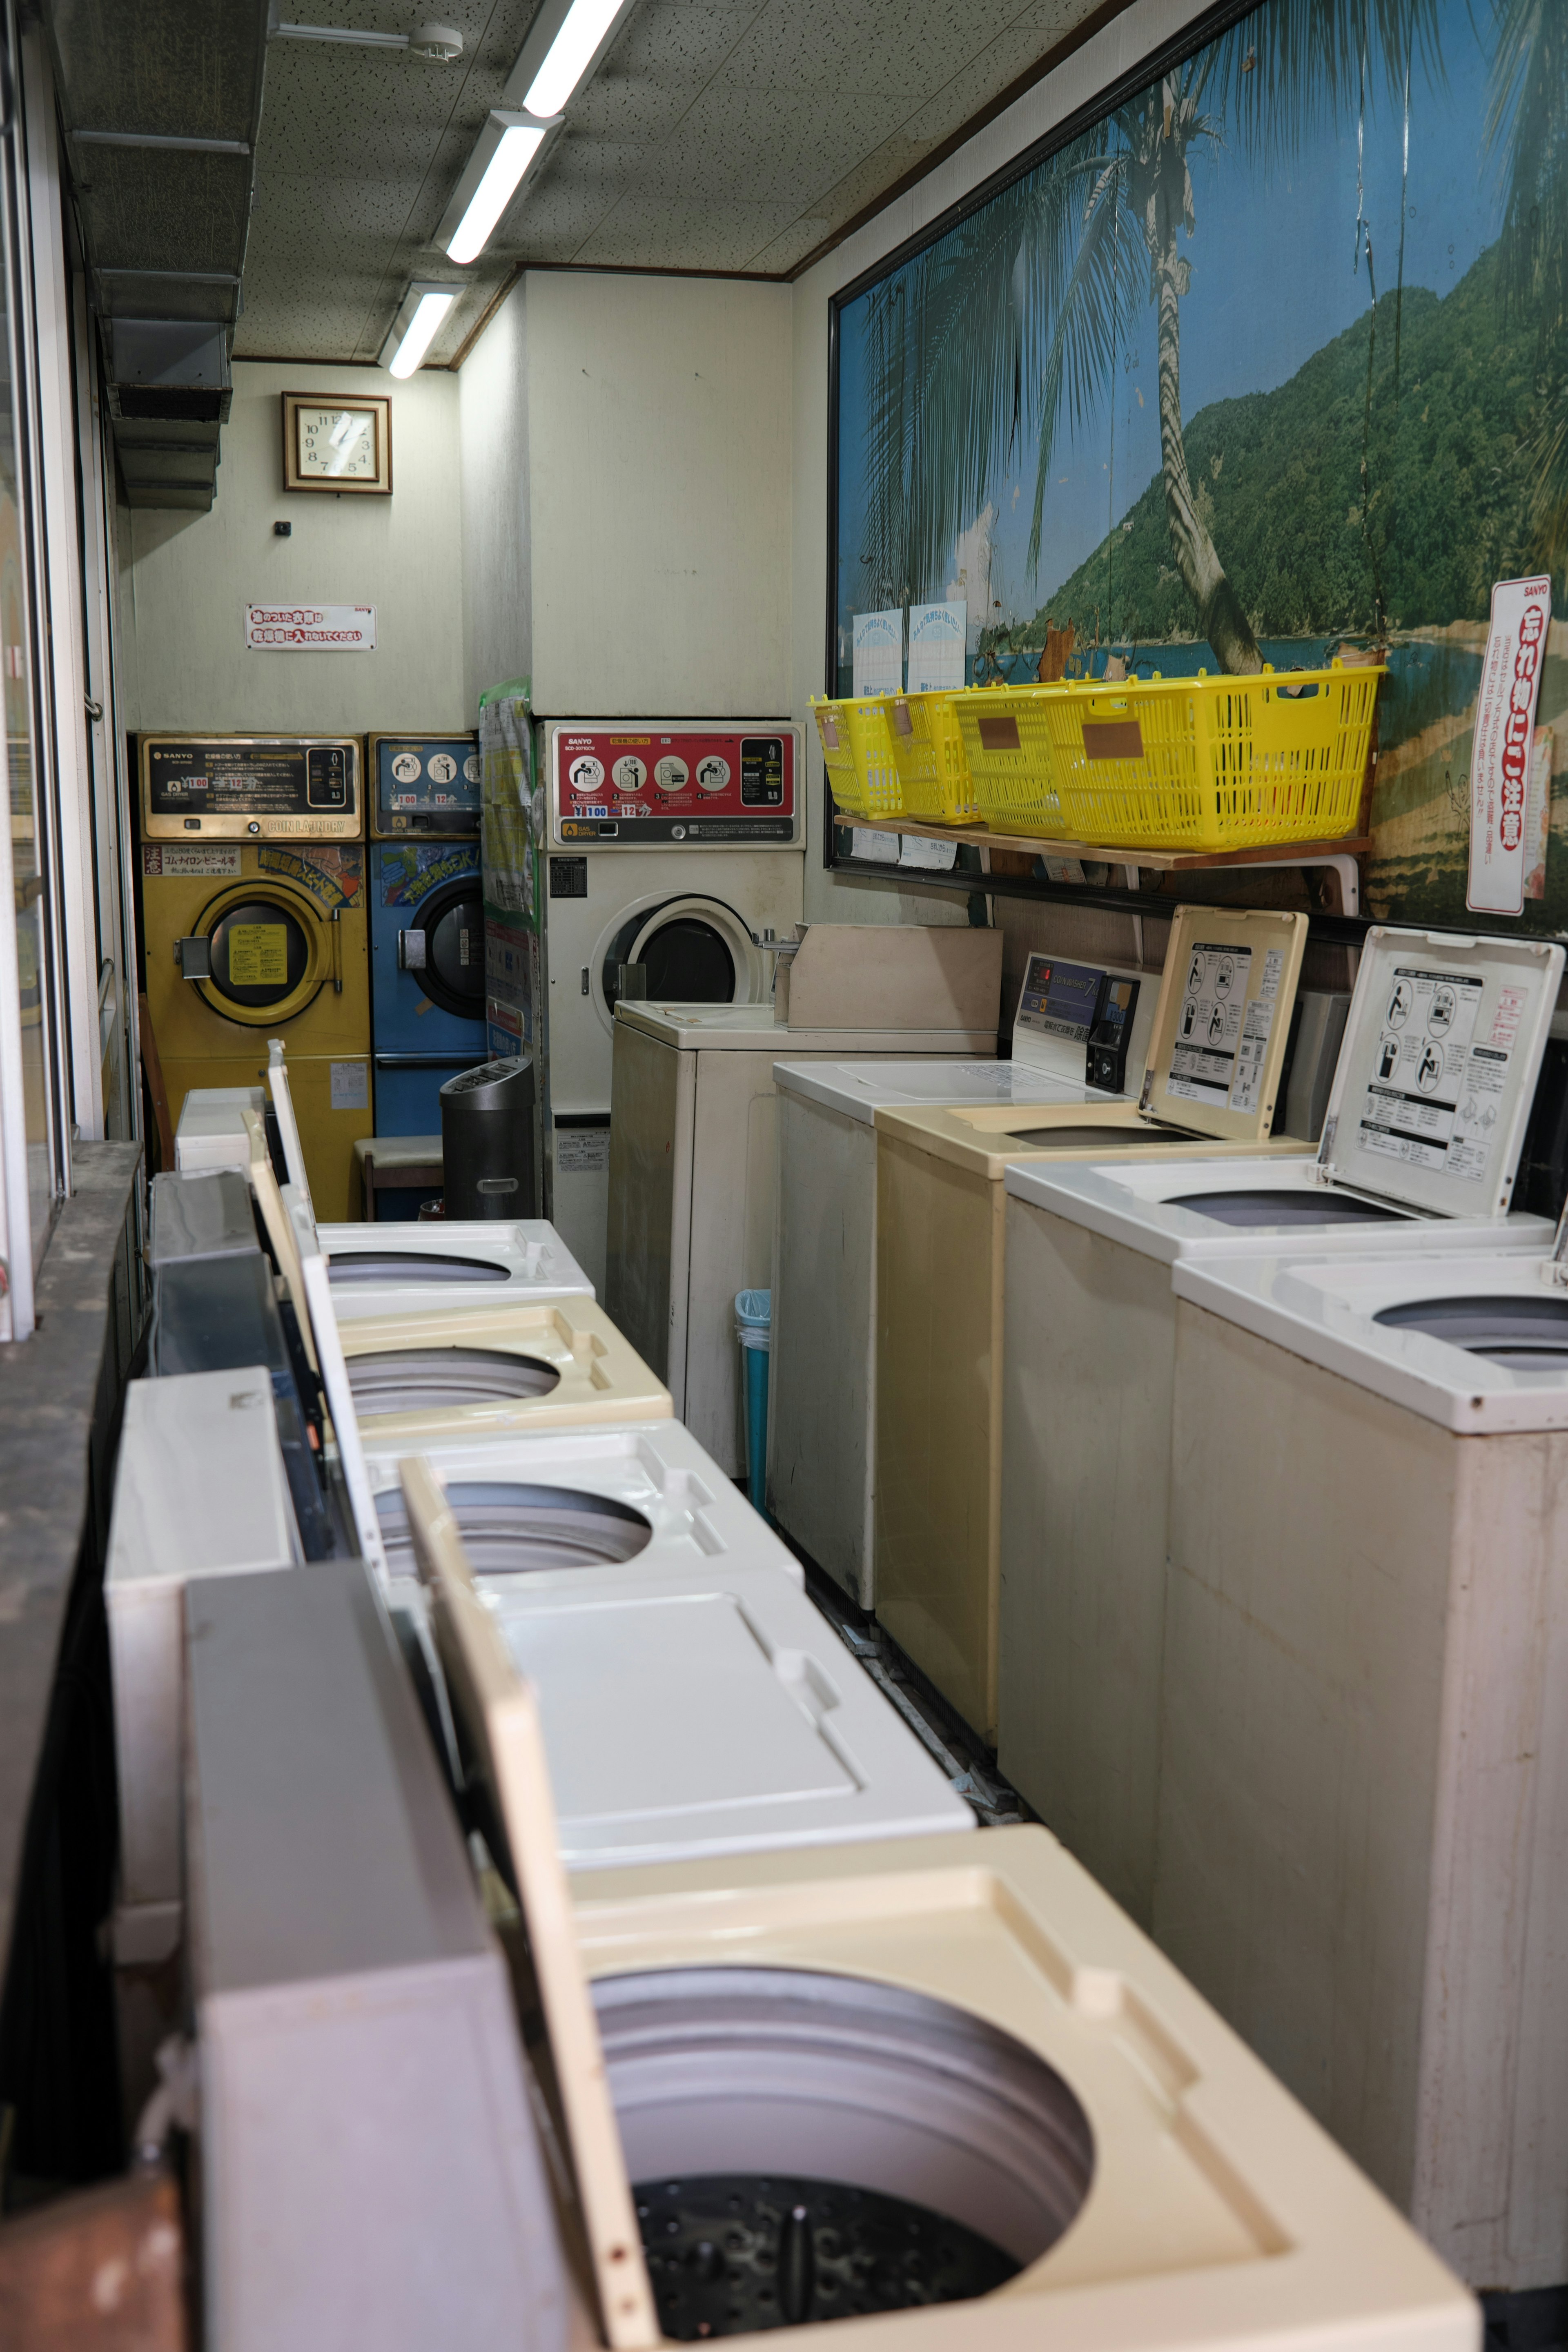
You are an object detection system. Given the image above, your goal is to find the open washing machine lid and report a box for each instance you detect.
[392,1460,1473,2352]
[1314,927,1564,1221]
[1173,1241,1568,1434]
[1004,1155,1556,1265]
[149,1168,260,1269]
[388,1457,970,1869]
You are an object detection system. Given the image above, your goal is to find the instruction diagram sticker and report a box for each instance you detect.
[1468,574,1551,917]
[1358,966,1504,1180]
[1167,942,1252,1110]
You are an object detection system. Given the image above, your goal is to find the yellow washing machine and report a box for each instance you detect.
[873,904,1315,1745]
[139,734,369,1218]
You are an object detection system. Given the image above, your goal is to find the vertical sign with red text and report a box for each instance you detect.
[1468,575,1552,916]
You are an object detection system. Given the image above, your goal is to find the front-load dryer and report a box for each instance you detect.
[872,905,1321,1742]
[138,733,370,1219]
[1158,1216,1568,2292]
[367,730,486,1149]
[770,946,1158,1607]
[995,925,1564,1927]
[534,718,806,1292]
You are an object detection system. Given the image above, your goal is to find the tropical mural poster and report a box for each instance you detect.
[831,0,1568,931]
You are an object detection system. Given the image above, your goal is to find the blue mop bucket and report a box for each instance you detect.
[734,1288,771,1513]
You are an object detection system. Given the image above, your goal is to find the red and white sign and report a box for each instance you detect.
[1468,575,1552,916]
[245,603,375,653]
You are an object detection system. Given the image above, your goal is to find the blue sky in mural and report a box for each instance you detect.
[834,0,1500,655]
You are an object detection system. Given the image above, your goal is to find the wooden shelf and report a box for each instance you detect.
[839,812,1370,872]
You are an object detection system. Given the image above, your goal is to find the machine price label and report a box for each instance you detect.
[146,741,356,818]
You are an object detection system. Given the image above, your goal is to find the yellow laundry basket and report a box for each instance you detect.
[887,692,979,823]
[960,662,1382,851]
[952,686,1065,832]
[811,695,903,820]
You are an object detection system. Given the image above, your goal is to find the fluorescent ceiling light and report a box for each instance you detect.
[440,111,558,265]
[502,0,637,120]
[379,283,459,377]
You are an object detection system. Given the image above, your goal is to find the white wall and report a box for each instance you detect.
[788,0,1209,926]
[526,271,792,718]
[459,282,530,715]
[118,360,467,735]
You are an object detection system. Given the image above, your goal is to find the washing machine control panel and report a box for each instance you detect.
[369,733,480,839]
[140,735,361,840]
[548,722,802,848]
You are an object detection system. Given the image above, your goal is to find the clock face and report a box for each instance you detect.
[297,405,379,481]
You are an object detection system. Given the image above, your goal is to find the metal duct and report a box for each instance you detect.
[43,2,270,510]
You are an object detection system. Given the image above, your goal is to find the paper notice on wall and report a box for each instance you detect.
[850,827,900,861]
[1467,575,1552,915]
[330,1060,370,1111]
[245,604,376,652]
[1525,724,1554,900]
[898,834,958,871]
[1166,942,1253,1110]
[852,610,902,697]
[906,601,967,693]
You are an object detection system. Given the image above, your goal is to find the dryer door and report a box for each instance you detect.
[401,876,486,1021]
[188,878,334,1027]
[597,893,764,1031]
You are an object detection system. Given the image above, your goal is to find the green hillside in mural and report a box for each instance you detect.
[1026,242,1545,653]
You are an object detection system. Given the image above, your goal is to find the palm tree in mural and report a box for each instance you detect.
[1488,0,1568,568]
[861,0,1441,675]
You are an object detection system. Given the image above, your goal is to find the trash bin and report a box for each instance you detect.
[735,1288,771,1514]
[439,1056,537,1221]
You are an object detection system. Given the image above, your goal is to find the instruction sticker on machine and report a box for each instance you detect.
[227,924,288,985]
[1359,967,1503,1180]
[1168,944,1256,1110]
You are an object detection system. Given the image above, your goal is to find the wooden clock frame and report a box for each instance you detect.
[281,391,392,495]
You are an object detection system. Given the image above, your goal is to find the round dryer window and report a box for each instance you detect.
[196,881,332,1024]
[412,879,485,1020]
[601,894,759,1021]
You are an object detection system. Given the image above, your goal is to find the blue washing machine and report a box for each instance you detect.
[368,734,486,1155]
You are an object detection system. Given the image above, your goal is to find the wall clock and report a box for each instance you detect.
[281,392,392,495]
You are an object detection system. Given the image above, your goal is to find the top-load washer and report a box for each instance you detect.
[604,927,1003,1477]
[536,718,806,1292]
[770,948,1158,1608]
[371,1442,972,1873]
[871,905,1328,1741]
[1153,1213,1568,2293]
[995,925,1564,1927]
[194,1479,1473,2352]
[249,1056,596,1319]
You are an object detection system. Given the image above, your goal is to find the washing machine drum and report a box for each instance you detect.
[603,895,756,1017]
[192,880,333,1026]
[374,1478,652,1572]
[408,878,485,1019]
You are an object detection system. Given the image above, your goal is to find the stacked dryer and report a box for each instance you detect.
[366,730,486,1149]
[534,717,805,1292]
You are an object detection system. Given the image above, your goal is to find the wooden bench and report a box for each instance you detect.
[352,1134,443,1223]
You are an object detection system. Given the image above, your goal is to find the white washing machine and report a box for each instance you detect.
[174,1083,267,1172]
[996,926,1564,1929]
[606,996,999,1475]
[394,1463,1474,2351]
[537,718,806,1294]
[240,1081,597,1320]
[191,1536,1475,2352]
[1154,1214,1568,2290]
[770,948,1158,1606]
[376,1446,972,1871]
